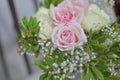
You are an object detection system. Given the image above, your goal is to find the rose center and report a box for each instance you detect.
[61,30,73,43]
[56,8,74,23]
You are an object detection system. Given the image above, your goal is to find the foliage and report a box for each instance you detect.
[35,49,69,80]
[44,0,63,8]
[105,76,120,80]
[81,23,120,80]
[17,16,40,57]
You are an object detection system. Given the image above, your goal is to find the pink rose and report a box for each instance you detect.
[70,0,89,10]
[52,23,87,51]
[50,0,89,25]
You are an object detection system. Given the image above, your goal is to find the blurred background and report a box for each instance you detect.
[0,0,44,80]
[0,0,119,80]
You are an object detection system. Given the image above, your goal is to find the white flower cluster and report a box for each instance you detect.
[47,46,97,80]
[108,59,120,76]
[102,25,120,45]
[104,0,115,6]
[38,40,54,57]
[91,0,115,6]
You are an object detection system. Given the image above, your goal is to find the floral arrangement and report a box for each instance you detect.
[17,0,120,80]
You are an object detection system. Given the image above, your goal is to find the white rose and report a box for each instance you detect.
[35,7,53,40]
[82,4,110,32]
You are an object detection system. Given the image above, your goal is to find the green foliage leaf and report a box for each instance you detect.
[18,22,26,32]
[82,66,88,79]
[96,36,107,43]
[110,41,120,54]
[44,0,63,8]
[52,0,63,6]
[39,73,53,80]
[45,55,54,67]
[16,33,21,39]
[113,23,120,33]
[88,29,93,40]
[39,73,47,80]
[46,74,52,80]
[35,60,48,71]
[83,71,94,80]
[95,60,108,71]
[22,16,29,29]
[103,71,111,77]
[92,42,107,53]
[95,58,111,77]
[86,45,92,58]
[107,53,119,59]
[91,66,104,80]
[44,0,51,8]
[82,66,95,80]
[105,76,120,80]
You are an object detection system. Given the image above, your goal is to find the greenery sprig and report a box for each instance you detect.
[17,16,40,57]
[44,0,63,8]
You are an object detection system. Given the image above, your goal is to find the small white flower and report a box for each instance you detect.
[75,56,80,60]
[53,63,58,68]
[56,69,60,73]
[46,65,49,69]
[79,64,83,67]
[63,69,67,73]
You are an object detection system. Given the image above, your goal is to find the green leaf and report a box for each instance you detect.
[113,23,120,33]
[18,22,26,31]
[91,66,104,80]
[105,76,120,80]
[92,43,107,53]
[102,71,111,77]
[96,36,107,43]
[35,60,48,71]
[88,29,93,39]
[46,74,52,80]
[53,77,59,80]
[82,66,90,80]
[95,59,111,77]
[107,53,119,59]
[84,72,95,80]
[44,0,63,8]
[114,59,120,64]
[39,73,47,80]
[44,0,52,8]
[110,42,120,53]
[52,0,63,6]
[89,71,96,80]
[86,45,92,58]
[95,63,108,72]
[82,66,88,78]
[22,16,29,29]
[16,33,21,39]
[83,71,91,80]
[45,55,54,67]
[82,66,95,80]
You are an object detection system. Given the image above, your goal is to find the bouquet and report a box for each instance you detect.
[17,0,120,80]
